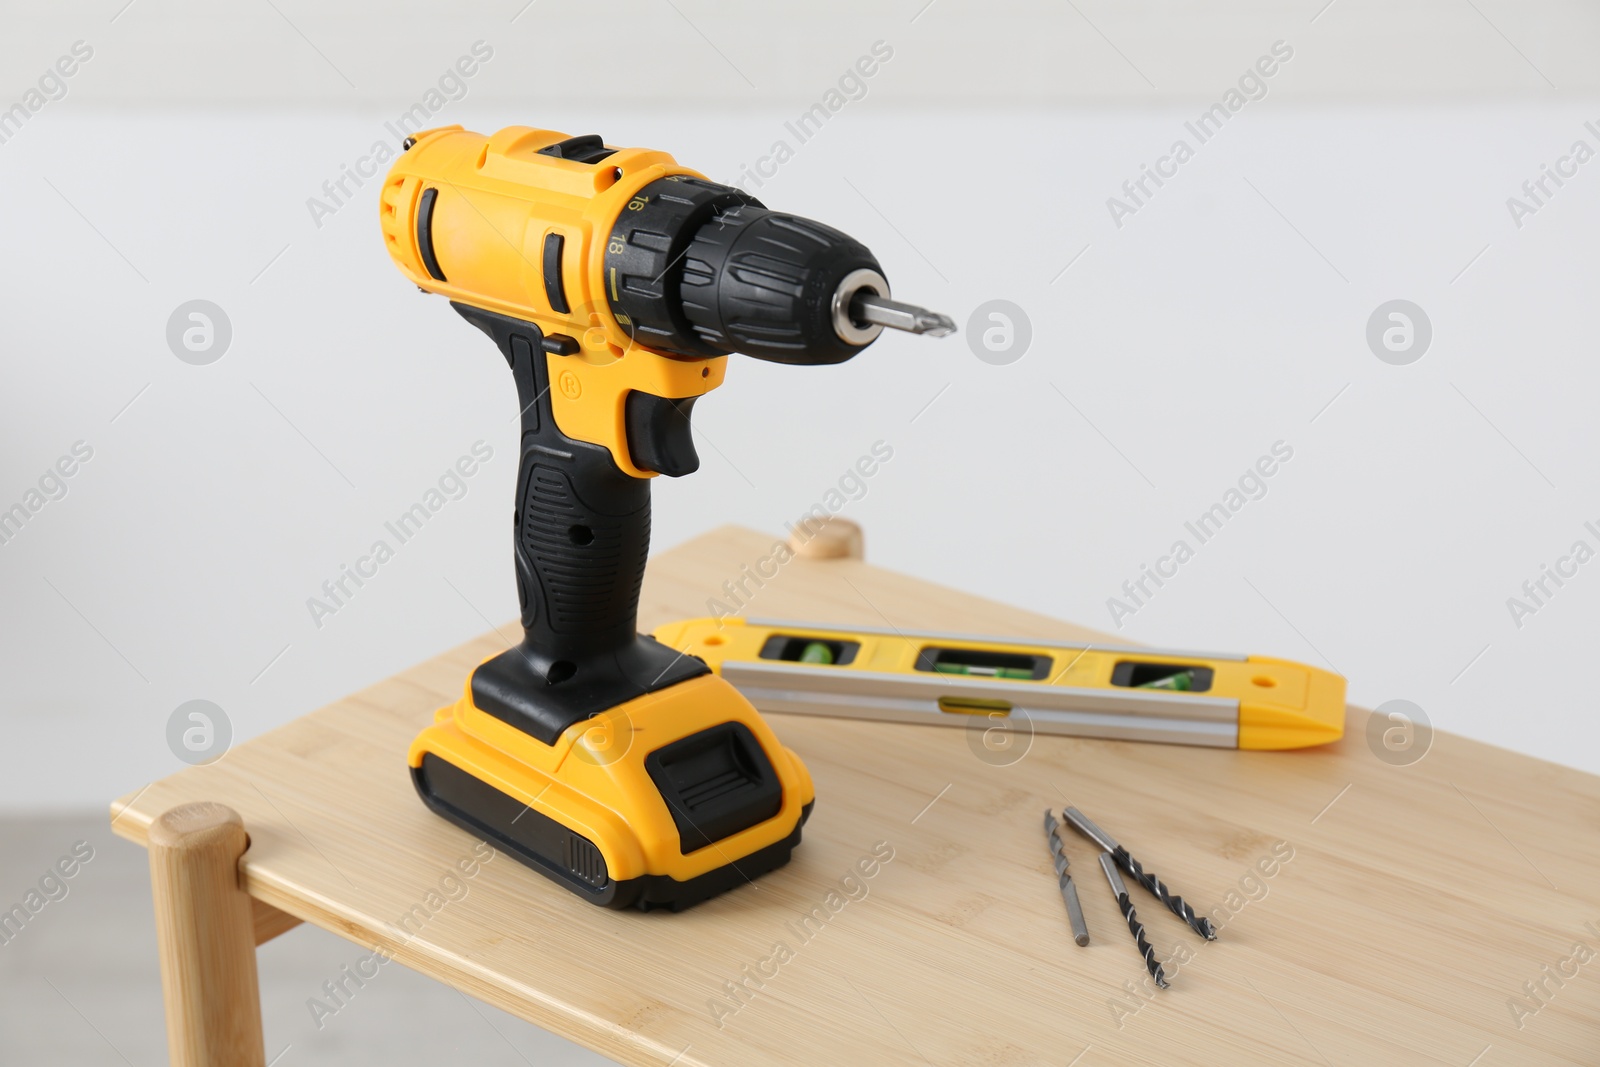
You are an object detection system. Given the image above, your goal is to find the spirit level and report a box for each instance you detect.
[652,617,1346,750]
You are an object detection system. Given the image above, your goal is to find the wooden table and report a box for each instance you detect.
[111,524,1600,1066]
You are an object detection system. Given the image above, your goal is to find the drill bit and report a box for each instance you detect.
[1043,809,1090,946]
[849,291,957,337]
[1115,845,1217,941]
[1099,852,1169,989]
[1063,806,1217,941]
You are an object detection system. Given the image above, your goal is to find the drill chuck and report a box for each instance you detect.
[606,176,894,365]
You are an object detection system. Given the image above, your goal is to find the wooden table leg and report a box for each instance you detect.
[147,802,267,1067]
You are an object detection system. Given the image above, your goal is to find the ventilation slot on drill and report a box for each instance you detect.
[416,187,447,282]
[564,835,607,887]
[645,723,782,853]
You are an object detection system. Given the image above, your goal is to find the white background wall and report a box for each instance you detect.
[3,1,1598,811]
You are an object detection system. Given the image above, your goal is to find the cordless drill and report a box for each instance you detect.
[381,125,951,911]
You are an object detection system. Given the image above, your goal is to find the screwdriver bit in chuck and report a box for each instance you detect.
[849,291,956,336]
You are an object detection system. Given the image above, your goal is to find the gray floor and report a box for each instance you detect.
[0,813,616,1066]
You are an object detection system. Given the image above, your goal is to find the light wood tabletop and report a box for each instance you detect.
[112,524,1600,1066]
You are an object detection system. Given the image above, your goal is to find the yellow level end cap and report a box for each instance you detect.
[1238,657,1347,750]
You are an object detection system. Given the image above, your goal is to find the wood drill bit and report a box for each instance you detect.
[1098,852,1169,989]
[1064,806,1217,941]
[1042,809,1090,946]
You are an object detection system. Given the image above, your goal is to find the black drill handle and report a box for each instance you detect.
[453,304,650,677]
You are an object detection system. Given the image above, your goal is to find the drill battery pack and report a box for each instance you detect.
[409,659,814,911]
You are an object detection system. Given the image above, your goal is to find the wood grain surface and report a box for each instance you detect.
[111,526,1600,1066]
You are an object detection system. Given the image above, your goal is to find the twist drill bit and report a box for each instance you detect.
[1063,806,1217,941]
[1043,809,1090,946]
[1115,846,1217,941]
[1099,852,1169,989]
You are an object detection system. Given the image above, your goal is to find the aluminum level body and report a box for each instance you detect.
[651,617,1347,750]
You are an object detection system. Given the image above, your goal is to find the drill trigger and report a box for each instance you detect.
[624,392,700,478]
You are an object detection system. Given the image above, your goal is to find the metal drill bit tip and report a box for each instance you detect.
[849,292,957,337]
[1043,810,1090,946]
